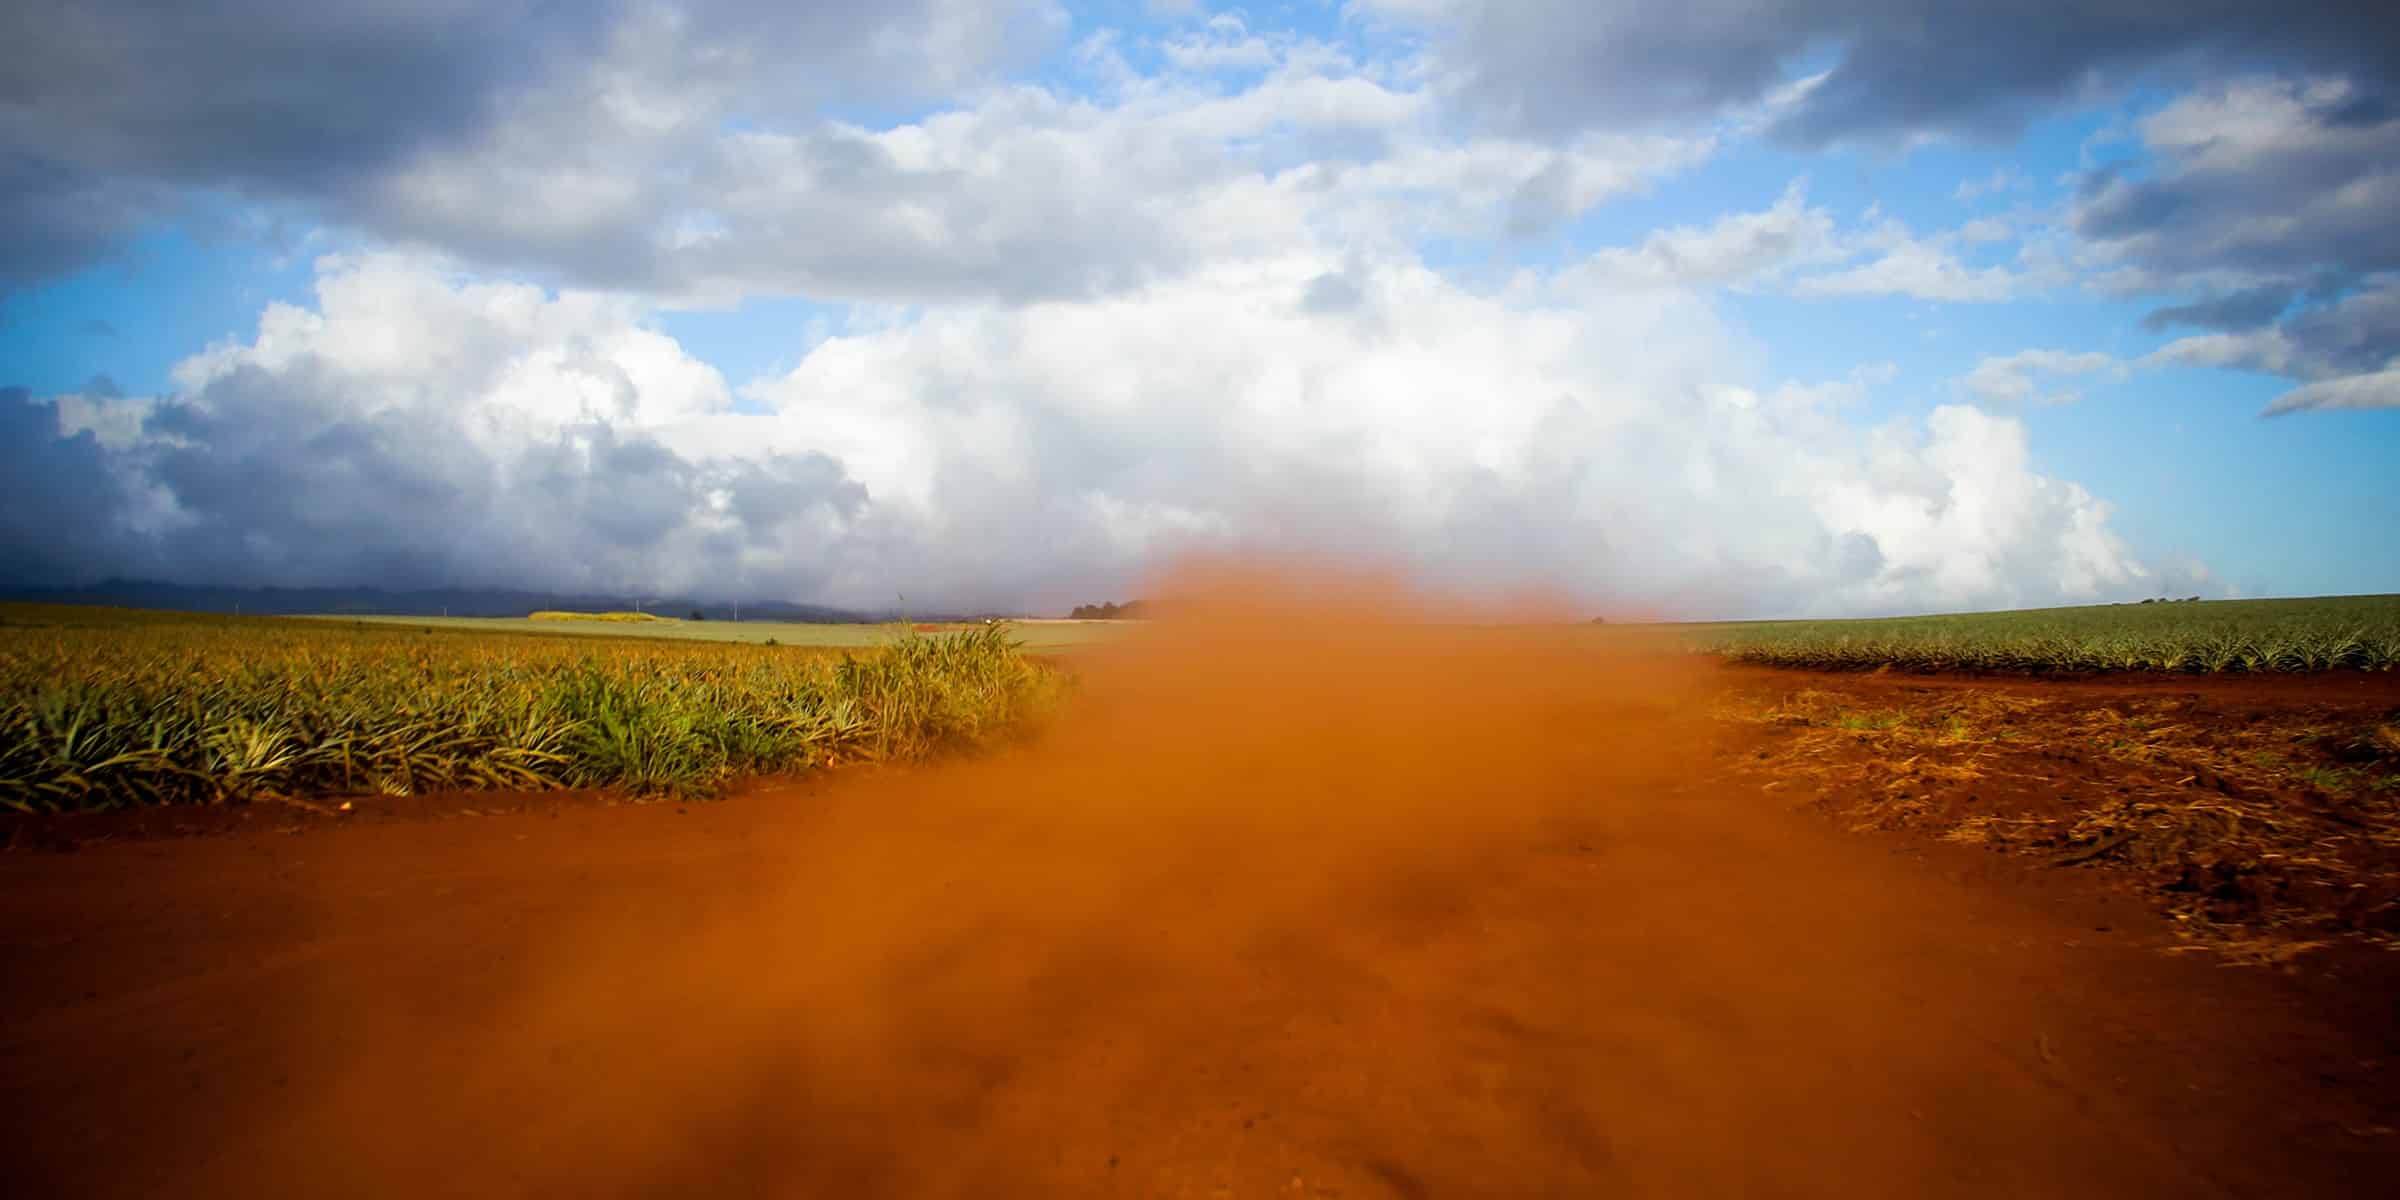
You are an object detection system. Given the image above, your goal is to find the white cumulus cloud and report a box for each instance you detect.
[10,251,2187,617]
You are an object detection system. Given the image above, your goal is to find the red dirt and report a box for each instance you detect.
[1718,664,2400,944]
[3,581,2396,1197]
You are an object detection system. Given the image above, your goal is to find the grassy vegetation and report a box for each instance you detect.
[1695,595,2400,674]
[0,605,1059,813]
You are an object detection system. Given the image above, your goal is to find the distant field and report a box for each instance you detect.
[1691,595,2400,673]
[304,613,1128,651]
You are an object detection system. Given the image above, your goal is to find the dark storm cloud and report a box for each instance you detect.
[2147,279,2400,412]
[0,1,598,286]
[1371,0,2397,144]
[1,2,588,182]
[2072,109,2400,284]
[2070,77,2400,405]
[0,387,139,584]
[2140,286,2296,334]
[0,158,164,291]
[137,360,478,586]
[0,357,875,596]
[720,456,869,532]
[0,0,1062,290]
[2279,285,2400,379]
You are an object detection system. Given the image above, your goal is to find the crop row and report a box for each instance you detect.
[0,615,1057,812]
[1705,626,2400,674]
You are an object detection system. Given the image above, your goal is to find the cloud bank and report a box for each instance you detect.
[9,252,2189,616]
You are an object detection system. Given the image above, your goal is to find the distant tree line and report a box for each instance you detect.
[2135,596,2206,605]
[1069,599,1148,620]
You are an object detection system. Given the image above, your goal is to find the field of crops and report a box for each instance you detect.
[1695,595,2400,673]
[0,605,1057,813]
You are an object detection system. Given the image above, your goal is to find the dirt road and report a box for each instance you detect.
[4,609,2396,1197]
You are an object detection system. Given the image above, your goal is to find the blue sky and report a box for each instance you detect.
[3,1,2394,615]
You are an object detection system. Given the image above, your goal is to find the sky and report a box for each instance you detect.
[2,0,2395,618]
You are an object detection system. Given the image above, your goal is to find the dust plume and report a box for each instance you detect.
[184,564,1717,1196]
[31,564,2377,1199]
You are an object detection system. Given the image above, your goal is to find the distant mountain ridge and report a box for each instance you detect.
[0,579,907,623]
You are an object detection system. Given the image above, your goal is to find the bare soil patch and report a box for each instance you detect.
[1717,665,2400,962]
